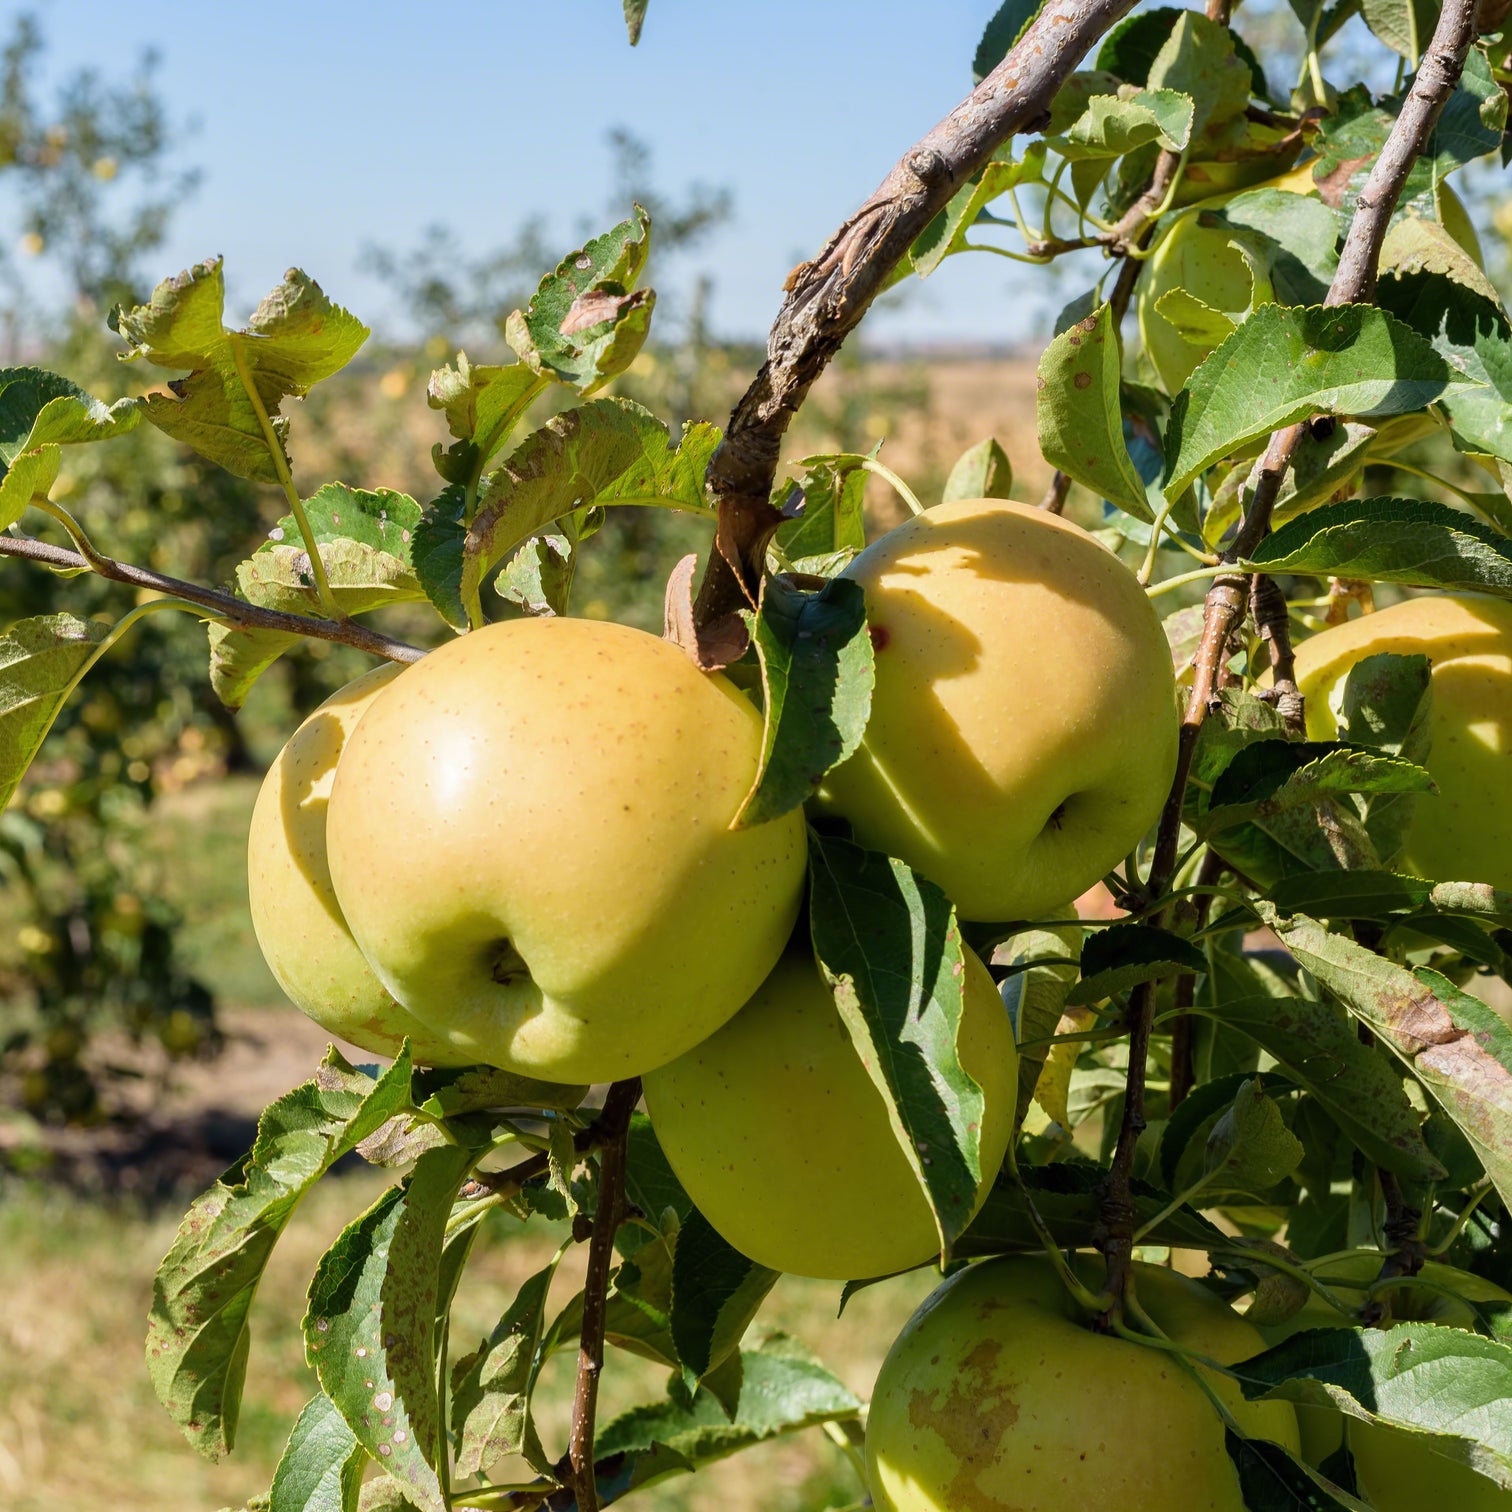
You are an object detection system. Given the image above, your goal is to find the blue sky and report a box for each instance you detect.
[16,0,1067,346]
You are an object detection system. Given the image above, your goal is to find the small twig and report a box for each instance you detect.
[1249,574,1306,734]
[1097,0,1480,1306]
[1372,1170,1427,1298]
[1038,470,1073,514]
[0,530,424,664]
[690,0,1140,661]
[569,1079,641,1512]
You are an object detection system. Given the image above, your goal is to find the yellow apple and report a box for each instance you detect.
[248,663,472,1066]
[866,1253,1300,1511]
[814,499,1178,922]
[324,617,807,1084]
[641,943,1015,1279]
[1256,1252,1512,1509]
[1293,593,1512,890]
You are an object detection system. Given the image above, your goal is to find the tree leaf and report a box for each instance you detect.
[110,259,367,481]
[0,612,113,810]
[906,143,1045,278]
[1262,907,1512,1210]
[0,443,60,531]
[1359,0,1437,59]
[305,1142,474,1510]
[1066,922,1206,1007]
[972,0,1043,81]
[807,834,989,1257]
[1147,11,1252,136]
[427,355,544,487]
[775,456,868,564]
[1201,746,1435,836]
[1048,89,1194,161]
[504,208,654,394]
[455,400,717,622]
[670,1208,780,1390]
[1236,1323,1512,1486]
[999,921,1084,1130]
[735,575,874,827]
[146,1049,413,1459]
[594,1333,861,1494]
[1244,497,1512,595]
[451,1250,563,1476]
[1207,1079,1305,1190]
[1211,993,1441,1182]
[1037,303,1152,522]
[1224,1429,1368,1511]
[1164,305,1473,500]
[0,365,141,464]
[269,1394,367,1512]
[942,437,1013,503]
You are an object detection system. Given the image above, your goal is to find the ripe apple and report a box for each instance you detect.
[814,499,1178,922]
[1292,593,1512,890]
[641,943,1015,1280]
[247,662,473,1066]
[866,1253,1300,1511]
[324,617,808,1085]
[1256,1252,1512,1510]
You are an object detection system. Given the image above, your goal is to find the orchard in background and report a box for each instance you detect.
[4,0,1512,1508]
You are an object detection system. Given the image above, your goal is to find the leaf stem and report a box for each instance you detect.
[856,457,926,516]
[227,331,341,618]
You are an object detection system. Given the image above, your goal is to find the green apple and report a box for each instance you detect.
[814,499,1178,922]
[1256,1252,1512,1509]
[247,663,473,1066]
[642,943,1015,1280]
[325,617,808,1085]
[866,1254,1300,1511]
[1293,593,1512,890]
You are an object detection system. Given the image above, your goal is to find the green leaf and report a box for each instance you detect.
[146,1050,413,1458]
[411,485,468,631]
[959,1162,1228,1255]
[1147,11,1252,136]
[1336,650,1435,860]
[1376,270,1512,470]
[208,483,426,707]
[1201,746,1435,833]
[1206,1079,1305,1191]
[1428,50,1507,178]
[942,437,1012,503]
[1224,1429,1367,1511]
[305,1142,474,1511]
[451,1250,562,1476]
[0,444,60,531]
[1244,497,1512,595]
[269,1394,366,1512]
[1237,1323,1512,1486]
[594,1333,861,1493]
[1381,214,1503,308]
[495,531,575,616]
[1263,908,1512,1211]
[110,259,367,482]
[1066,922,1206,1007]
[1164,305,1473,500]
[623,0,647,44]
[0,612,113,810]
[1268,870,1435,919]
[1037,303,1152,522]
[427,355,544,487]
[504,208,654,393]
[1049,88,1194,160]
[1359,0,1437,60]
[455,400,717,624]
[735,575,874,827]
[1208,997,1442,1182]
[807,834,990,1256]
[906,144,1045,278]
[775,457,868,564]
[670,1209,780,1389]
[999,921,1084,1130]
[0,366,140,474]
[972,0,1043,81]
[1219,190,1342,290]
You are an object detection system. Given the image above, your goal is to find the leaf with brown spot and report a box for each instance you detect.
[1261,905,1512,1205]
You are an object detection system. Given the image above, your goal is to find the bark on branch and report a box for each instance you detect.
[0,530,424,664]
[690,0,1139,660]
[1098,0,1482,1304]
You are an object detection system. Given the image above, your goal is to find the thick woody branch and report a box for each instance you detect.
[691,0,1139,656]
[0,530,424,664]
[1099,0,1480,1304]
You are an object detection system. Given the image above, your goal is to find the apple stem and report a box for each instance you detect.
[568,1078,642,1512]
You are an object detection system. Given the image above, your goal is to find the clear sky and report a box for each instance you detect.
[16,0,1074,348]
